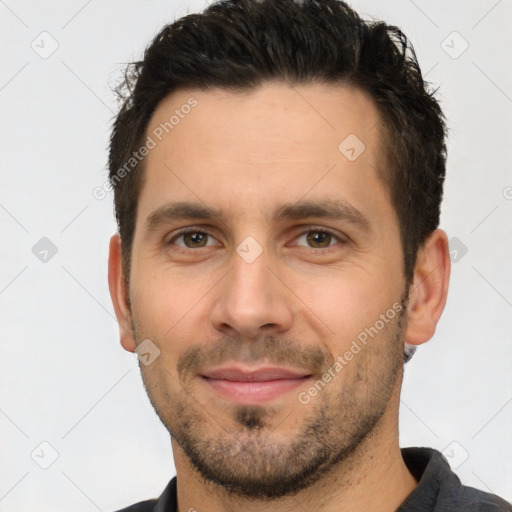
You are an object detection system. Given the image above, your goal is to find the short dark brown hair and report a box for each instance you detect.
[109,0,446,285]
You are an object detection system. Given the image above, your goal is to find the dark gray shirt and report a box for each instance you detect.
[115,447,512,511]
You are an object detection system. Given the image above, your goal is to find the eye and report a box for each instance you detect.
[169,229,219,249]
[294,228,345,249]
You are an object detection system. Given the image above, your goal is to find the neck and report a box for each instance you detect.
[172,403,417,512]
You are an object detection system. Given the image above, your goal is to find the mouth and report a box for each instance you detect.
[200,365,312,405]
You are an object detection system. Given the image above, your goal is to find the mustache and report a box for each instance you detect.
[177,335,334,381]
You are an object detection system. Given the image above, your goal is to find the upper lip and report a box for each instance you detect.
[201,366,311,382]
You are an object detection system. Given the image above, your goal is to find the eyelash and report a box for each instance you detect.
[167,226,347,251]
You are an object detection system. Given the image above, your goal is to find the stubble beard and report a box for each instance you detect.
[135,303,407,500]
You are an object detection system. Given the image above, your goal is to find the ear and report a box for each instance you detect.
[404,229,451,346]
[108,233,136,352]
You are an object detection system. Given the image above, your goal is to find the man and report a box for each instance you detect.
[107,0,512,510]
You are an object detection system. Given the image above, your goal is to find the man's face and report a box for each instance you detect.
[127,83,408,498]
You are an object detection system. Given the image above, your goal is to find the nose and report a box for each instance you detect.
[209,244,294,339]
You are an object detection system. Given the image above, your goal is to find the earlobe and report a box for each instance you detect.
[108,234,136,352]
[404,229,451,346]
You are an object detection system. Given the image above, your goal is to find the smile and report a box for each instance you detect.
[201,366,312,405]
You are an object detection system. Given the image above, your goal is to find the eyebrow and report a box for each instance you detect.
[146,202,224,231]
[274,199,371,232]
[145,198,372,233]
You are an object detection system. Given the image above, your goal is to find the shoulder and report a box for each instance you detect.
[112,499,158,512]
[462,486,512,512]
[111,477,177,512]
[399,447,512,512]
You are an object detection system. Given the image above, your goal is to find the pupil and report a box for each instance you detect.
[308,232,330,248]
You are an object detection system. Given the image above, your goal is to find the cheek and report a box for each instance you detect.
[132,265,205,326]
[296,269,399,318]
[130,271,211,373]
[295,269,400,346]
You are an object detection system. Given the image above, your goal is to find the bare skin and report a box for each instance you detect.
[109,83,450,511]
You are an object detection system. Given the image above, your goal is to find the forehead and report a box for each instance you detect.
[137,82,391,226]
[147,81,382,160]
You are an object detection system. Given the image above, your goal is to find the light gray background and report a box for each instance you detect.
[1,0,511,510]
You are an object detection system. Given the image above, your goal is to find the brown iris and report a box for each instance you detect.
[306,231,332,248]
[182,232,209,248]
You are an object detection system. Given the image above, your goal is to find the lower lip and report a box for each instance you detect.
[201,376,310,404]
